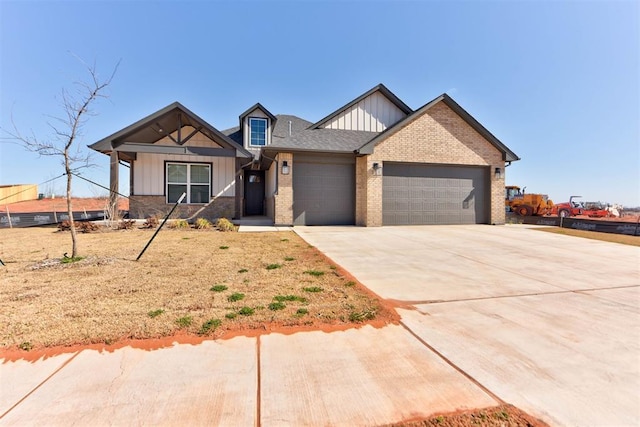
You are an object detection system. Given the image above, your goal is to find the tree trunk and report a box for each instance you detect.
[65,154,78,258]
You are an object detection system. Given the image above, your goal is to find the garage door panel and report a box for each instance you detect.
[383,162,488,225]
[293,157,355,226]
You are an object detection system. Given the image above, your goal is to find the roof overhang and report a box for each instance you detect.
[89,102,252,158]
[356,94,520,162]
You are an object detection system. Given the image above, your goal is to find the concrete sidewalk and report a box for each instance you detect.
[1,325,497,426]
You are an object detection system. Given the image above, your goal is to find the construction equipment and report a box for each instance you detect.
[505,186,554,216]
[551,196,583,218]
[552,198,616,218]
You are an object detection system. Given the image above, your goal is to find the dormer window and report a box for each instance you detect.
[249,118,267,146]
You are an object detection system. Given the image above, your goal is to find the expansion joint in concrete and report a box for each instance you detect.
[0,351,82,420]
[399,321,505,405]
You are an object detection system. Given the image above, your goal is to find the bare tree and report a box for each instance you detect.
[5,58,118,258]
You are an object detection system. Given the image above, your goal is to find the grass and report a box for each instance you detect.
[176,316,193,328]
[198,318,221,335]
[268,301,286,311]
[266,263,282,270]
[273,294,307,303]
[284,256,295,261]
[147,309,164,318]
[227,292,245,302]
[238,307,255,316]
[61,256,84,264]
[304,270,324,277]
[303,286,323,293]
[0,228,390,350]
[536,227,640,246]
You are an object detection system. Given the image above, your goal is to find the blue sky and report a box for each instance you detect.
[1,0,638,206]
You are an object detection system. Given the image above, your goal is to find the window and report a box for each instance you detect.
[166,163,211,204]
[249,118,267,146]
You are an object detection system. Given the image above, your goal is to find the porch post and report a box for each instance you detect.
[109,150,119,221]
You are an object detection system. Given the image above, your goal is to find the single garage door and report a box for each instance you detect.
[293,154,355,226]
[383,162,489,225]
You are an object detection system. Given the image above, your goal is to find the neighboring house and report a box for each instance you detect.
[89,84,519,226]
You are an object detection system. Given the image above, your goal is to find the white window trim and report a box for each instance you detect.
[249,117,268,147]
[166,162,211,204]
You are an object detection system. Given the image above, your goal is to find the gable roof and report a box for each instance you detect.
[239,102,277,126]
[309,83,413,130]
[357,94,520,162]
[89,102,252,158]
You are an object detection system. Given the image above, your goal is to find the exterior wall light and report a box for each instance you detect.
[494,167,502,179]
[372,162,382,176]
[281,160,290,175]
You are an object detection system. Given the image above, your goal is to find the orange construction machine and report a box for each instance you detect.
[505,185,554,216]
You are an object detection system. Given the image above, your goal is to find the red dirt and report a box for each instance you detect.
[390,404,549,426]
[0,318,398,363]
[2,197,129,214]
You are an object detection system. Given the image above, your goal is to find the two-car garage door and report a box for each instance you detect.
[383,162,489,225]
[291,157,489,226]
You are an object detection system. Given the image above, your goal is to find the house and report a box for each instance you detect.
[89,84,519,226]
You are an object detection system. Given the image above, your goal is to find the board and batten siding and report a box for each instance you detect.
[322,91,407,132]
[133,153,236,198]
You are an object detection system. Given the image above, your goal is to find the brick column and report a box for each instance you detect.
[274,152,294,225]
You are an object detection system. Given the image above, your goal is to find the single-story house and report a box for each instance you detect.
[89,84,519,226]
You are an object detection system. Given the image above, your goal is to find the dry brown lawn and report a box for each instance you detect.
[0,227,394,351]
[535,227,640,246]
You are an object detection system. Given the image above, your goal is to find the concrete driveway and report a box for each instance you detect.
[295,225,640,426]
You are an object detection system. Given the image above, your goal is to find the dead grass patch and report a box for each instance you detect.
[535,227,640,246]
[0,227,395,350]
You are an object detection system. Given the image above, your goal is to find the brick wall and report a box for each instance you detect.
[360,101,506,226]
[273,152,293,225]
[129,196,235,221]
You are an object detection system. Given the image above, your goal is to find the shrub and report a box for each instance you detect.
[225,312,237,319]
[78,221,101,233]
[169,219,189,229]
[210,284,228,292]
[266,263,282,270]
[117,219,136,230]
[295,308,309,316]
[142,216,159,229]
[57,220,71,231]
[194,217,212,229]
[303,286,323,293]
[215,218,236,232]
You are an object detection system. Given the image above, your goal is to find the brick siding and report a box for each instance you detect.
[273,152,293,225]
[355,102,506,226]
[129,196,235,221]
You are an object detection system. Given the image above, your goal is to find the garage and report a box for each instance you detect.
[293,154,355,226]
[383,162,489,225]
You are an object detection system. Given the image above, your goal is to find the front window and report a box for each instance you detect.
[166,163,210,204]
[249,118,267,146]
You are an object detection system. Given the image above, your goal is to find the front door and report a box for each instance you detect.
[244,170,265,216]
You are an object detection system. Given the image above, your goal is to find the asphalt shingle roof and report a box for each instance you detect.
[223,114,378,153]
